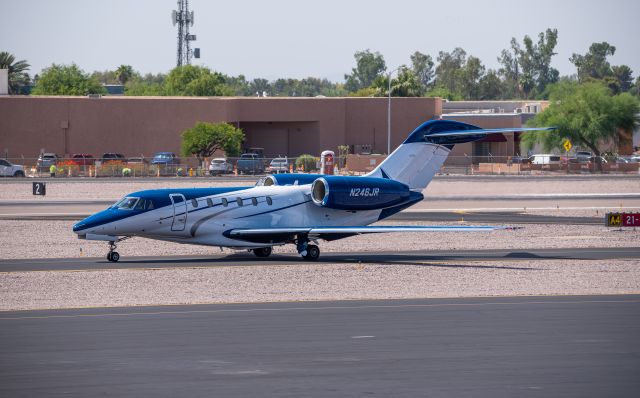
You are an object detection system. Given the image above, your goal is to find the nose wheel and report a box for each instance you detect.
[107,241,120,262]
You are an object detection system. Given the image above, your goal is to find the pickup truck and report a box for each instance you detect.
[236,153,265,175]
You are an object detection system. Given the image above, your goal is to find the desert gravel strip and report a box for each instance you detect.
[1,259,639,311]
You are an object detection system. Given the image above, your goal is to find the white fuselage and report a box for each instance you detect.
[81,185,382,248]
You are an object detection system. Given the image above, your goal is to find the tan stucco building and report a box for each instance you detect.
[1,96,549,163]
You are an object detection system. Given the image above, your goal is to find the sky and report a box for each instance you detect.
[2,0,640,82]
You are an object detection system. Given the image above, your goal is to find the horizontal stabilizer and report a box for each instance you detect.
[427,126,556,138]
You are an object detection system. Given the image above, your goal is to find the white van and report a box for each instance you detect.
[529,154,561,165]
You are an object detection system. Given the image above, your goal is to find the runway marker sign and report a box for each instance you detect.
[606,212,640,227]
[33,182,46,196]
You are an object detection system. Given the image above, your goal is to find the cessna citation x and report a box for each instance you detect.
[73,119,554,262]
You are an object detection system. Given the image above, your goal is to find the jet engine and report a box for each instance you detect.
[263,173,323,186]
[310,176,411,211]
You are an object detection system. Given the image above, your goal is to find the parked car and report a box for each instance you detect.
[127,156,149,165]
[36,153,59,171]
[529,154,562,165]
[70,153,95,166]
[268,157,290,173]
[575,151,593,162]
[588,156,608,164]
[0,159,25,177]
[209,158,234,175]
[101,153,126,163]
[236,153,265,175]
[151,152,180,166]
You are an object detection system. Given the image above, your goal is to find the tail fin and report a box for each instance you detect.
[367,119,555,191]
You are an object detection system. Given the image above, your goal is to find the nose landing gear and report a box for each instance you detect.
[105,237,130,262]
[107,241,120,262]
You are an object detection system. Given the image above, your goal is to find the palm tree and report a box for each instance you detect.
[0,52,30,94]
[115,64,134,85]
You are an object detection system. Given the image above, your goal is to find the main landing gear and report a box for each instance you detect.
[253,247,272,258]
[106,241,120,262]
[297,239,320,261]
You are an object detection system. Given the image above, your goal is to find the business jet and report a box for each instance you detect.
[73,119,553,262]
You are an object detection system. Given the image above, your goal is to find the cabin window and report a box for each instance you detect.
[266,196,273,205]
[145,200,155,209]
[191,199,198,208]
[251,197,258,206]
[222,198,228,207]
[206,198,213,207]
[236,197,243,206]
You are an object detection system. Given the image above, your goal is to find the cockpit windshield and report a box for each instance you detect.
[112,197,139,210]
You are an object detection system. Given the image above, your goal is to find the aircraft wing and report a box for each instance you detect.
[224,225,508,244]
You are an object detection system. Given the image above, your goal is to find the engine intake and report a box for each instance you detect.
[311,176,411,211]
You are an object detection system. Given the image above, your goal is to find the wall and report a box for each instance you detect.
[0,96,441,161]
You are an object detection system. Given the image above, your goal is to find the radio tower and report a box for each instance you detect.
[171,0,200,67]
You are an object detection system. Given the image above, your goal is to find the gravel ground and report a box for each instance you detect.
[0,219,638,311]
[1,177,638,311]
[1,259,638,311]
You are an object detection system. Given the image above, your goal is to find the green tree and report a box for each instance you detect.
[424,86,462,101]
[498,29,559,99]
[630,77,640,97]
[434,47,467,95]
[497,38,521,98]
[522,81,640,169]
[0,51,30,94]
[124,72,165,96]
[295,154,318,172]
[478,70,503,100]
[611,65,634,93]
[410,51,434,94]
[31,63,106,95]
[91,69,118,85]
[344,49,386,92]
[460,56,485,100]
[115,64,134,85]
[181,122,244,162]
[164,65,231,96]
[372,67,422,97]
[570,42,616,81]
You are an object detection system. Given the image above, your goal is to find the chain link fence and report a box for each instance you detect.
[1,155,638,178]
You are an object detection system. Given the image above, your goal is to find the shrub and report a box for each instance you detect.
[295,154,318,172]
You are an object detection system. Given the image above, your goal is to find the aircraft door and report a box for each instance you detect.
[169,194,187,231]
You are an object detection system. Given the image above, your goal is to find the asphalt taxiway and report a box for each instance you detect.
[1,247,639,272]
[1,295,639,397]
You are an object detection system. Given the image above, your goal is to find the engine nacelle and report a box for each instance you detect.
[311,176,411,211]
[263,173,323,186]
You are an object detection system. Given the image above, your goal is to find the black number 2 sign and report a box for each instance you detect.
[33,182,46,196]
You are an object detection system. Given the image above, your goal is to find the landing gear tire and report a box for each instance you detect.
[303,244,320,261]
[253,247,272,258]
[107,251,120,262]
[106,241,120,262]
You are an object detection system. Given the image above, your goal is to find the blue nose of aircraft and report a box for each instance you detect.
[73,209,119,233]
